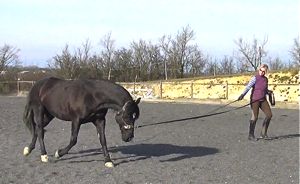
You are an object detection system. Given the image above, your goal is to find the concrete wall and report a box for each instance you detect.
[121,70,299,103]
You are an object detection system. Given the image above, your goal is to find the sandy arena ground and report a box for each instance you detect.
[0,96,299,184]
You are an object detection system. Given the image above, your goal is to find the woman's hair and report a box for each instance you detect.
[260,64,269,71]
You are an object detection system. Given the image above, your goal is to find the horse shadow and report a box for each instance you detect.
[54,143,219,164]
[53,134,299,164]
[113,143,219,164]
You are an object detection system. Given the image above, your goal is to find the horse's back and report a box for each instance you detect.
[29,77,131,102]
[28,77,133,121]
[27,77,61,103]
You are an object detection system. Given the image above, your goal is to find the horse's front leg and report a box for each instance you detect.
[55,119,81,158]
[93,118,114,168]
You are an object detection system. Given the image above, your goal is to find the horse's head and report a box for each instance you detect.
[115,98,141,142]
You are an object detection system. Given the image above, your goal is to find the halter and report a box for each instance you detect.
[117,110,135,130]
[117,101,139,130]
[121,116,134,130]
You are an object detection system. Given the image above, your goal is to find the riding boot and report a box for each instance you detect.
[248,120,256,141]
[260,117,271,139]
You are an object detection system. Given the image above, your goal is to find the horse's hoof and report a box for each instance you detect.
[259,135,268,139]
[23,147,30,156]
[104,162,114,168]
[248,135,256,141]
[41,155,49,163]
[54,150,60,158]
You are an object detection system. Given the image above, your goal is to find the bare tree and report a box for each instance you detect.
[235,36,268,71]
[88,54,104,79]
[173,25,195,78]
[76,39,93,78]
[267,57,285,70]
[100,32,115,80]
[159,26,205,79]
[290,37,300,67]
[219,56,235,74]
[147,43,164,80]
[0,44,20,71]
[188,45,206,76]
[113,47,134,81]
[205,57,220,76]
[77,39,92,65]
[159,35,172,80]
[131,39,150,81]
[50,45,80,79]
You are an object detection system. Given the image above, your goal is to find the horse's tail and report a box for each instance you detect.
[23,100,34,135]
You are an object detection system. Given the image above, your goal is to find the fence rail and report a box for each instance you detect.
[120,81,298,101]
[0,80,298,102]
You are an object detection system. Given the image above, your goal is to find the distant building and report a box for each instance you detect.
[0,71,7,75]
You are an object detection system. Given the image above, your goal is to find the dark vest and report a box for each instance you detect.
[251,74,268,101]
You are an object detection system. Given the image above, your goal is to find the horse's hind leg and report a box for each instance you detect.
[23,127,37,156]
[24,113,53,156]
[55,119,81,158]
[33,106,49,163]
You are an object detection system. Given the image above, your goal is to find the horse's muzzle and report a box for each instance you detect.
[122,135,134,142]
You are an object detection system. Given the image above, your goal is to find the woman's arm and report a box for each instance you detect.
[241,76,256,96]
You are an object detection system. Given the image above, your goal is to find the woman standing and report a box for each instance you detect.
[238,64,273,141]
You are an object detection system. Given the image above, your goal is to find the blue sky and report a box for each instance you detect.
[0,0,299,67]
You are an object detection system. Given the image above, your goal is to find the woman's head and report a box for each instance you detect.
[258,64,269,76]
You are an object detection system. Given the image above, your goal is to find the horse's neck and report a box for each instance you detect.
[98,97,129,112]
[98,103,122,111]
[95,81,132,111]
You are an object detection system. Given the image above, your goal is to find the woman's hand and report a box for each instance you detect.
[238,94,244,100]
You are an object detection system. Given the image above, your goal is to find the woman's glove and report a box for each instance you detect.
[267,90,273,95]
[238,94,244,100]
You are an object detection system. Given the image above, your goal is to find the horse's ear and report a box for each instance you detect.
[135,97,141,104]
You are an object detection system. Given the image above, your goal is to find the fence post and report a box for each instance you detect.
[160,81,163,99]
[133,81,136,94]
[191,82,194,99]
[17,81,20,95]
[226,82,228,100]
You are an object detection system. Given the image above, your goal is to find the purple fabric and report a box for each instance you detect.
[251,74,268,101]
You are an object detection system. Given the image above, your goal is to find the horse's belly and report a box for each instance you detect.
[42,99,76,121]
[47,110,73,121]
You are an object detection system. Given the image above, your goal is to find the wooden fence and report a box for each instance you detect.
[0,80,298,102]
[120,81,298,102]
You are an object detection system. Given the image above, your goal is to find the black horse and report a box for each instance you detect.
[23,77,140,167]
